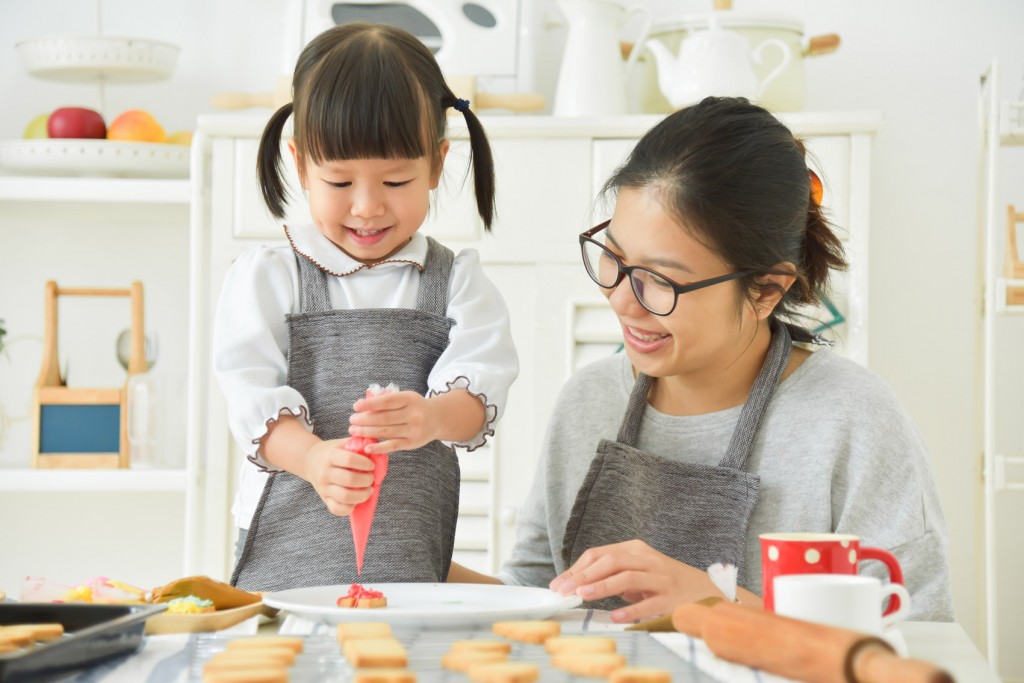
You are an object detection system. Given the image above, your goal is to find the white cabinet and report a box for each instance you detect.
[186,112,879,580]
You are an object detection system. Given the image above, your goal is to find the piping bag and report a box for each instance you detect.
[343,383,396,575]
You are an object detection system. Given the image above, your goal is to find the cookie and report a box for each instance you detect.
[207,648,297,666]
[441,650,508,672]
[544,635,617,654]
[337,597,388,608]
[0,627,36,647]
[491,620,560,644]
[609,667,673,683]
[343,638,408,668]
[552,652,627,677]
[467,661,540,683]
[9,623,64,642]
[337,622,393,643]
[449,640,513,655]
[353,669,417,683]
[225,636,304,653]
[202,668,288,683]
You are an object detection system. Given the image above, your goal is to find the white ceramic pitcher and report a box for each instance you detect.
[553,0,652,116]
[646,12,793,110]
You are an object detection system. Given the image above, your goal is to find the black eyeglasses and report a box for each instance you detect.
[579,220,752,316]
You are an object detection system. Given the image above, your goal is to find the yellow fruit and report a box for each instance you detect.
[107,109,166,143]
[23,113,49,139]
[167,130,193,146]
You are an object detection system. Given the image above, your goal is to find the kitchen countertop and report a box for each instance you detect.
[52,610,999,683]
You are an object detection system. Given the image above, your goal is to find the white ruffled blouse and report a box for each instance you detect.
[213,224,519,528]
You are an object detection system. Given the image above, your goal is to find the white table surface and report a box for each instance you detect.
[53,610,1000,682]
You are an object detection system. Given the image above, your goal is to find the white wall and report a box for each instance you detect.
[2,0,1024,676]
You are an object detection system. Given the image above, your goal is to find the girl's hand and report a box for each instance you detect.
[302,438,375,516]
[549,540,726,623]
[348,390,439,454]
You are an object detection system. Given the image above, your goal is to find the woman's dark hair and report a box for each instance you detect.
[601,96,846,324]
[258,22,496,229]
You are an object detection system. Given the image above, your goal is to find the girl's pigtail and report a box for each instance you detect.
[257,102,295,220]
[449,100,496,231]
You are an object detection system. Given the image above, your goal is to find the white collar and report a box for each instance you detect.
[283,224,427,277]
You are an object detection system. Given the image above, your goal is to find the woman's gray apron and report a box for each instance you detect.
[562,320,793,609]
[232,238,460,592]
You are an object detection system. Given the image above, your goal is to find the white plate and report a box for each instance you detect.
[17,35,180,83]
[262,583,582,627]
[0,140,189,178]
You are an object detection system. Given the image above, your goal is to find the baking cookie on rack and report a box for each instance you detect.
[206,648,297,667]
[353,669,417,683]
[551,652,627,677]
[343,638,408,668]
[442,649,509,672]
[491,620,560,644]
[202,668,289,683]
[544,635,617,654]
[338,622,393,643]
[224,636,304,653]
[467,661,540,683]
[609,667,672,683]
[449,640,513,655]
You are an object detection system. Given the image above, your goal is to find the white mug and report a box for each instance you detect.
[773,574,911,635]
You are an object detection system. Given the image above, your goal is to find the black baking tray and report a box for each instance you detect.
[0,603,166,682]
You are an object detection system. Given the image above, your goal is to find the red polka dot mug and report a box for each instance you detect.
[759,532,905,614]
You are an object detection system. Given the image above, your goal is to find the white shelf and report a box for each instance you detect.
[996,278,1024,313]
[0,176,191,203]
[0,468,188,492]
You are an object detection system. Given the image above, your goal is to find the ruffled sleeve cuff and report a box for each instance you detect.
[428,376,497,452]
[246,405,314,472]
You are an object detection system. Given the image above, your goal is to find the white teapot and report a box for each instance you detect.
[646,13,793,110]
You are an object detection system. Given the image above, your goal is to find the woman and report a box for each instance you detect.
[451,97,953,624]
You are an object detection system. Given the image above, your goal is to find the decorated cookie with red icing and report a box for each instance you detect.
[337,583,387,608]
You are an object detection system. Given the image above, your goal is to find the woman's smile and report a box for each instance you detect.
[623,324,671,351]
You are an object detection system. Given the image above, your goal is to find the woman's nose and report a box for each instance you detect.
[351,187,385,218]
[607,275,647,317]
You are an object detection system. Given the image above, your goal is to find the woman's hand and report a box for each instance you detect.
[301,439,375,516]
[549,540,729,623]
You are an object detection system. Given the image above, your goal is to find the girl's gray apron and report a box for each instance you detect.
[232,238,460,592]
[562,320,793,609]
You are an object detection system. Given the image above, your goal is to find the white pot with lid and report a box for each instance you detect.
[634,10,840,113]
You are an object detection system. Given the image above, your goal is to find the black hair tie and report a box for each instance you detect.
[452,98,471,113]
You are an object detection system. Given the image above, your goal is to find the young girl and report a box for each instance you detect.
[213,23,518,591]
[454,97,953,623]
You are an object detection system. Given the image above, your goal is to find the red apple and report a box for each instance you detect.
[47,107,107,139]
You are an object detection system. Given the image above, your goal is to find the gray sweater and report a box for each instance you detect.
[498,349,954,621]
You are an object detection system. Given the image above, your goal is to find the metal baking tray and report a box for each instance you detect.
[0,603,166,682]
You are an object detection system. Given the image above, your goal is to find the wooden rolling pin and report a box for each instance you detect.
[672,601,955,683]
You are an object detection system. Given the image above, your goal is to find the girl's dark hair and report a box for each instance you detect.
[258,22,496,229]
[601,96,846,323]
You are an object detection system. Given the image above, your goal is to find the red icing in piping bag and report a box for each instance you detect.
[344,385,393,575]
[344,435,387,575]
